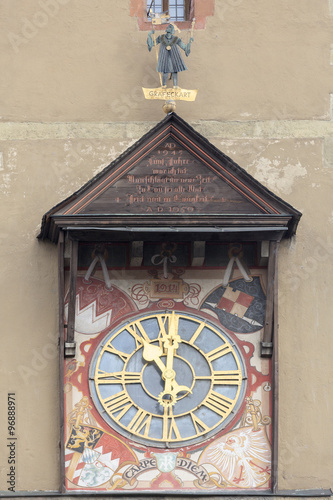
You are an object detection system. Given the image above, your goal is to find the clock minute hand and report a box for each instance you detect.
[163,311,181,387]
[167,311,179,338]
[163,311,191,394]
[160,339,192,408]
[163,340,177,394]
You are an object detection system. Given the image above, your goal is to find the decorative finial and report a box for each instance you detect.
[163,99,176,114]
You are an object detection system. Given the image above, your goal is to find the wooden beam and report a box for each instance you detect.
[261,241,278,357]
[57,231,66,492]
[66,239,78,356]
[191,241,205,266]
[258,240,269,266]
[130,241,143,267]
[271,240,279,494]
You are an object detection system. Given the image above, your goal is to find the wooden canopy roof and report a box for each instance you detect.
[39,113,301,243]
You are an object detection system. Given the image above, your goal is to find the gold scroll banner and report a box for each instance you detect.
[142,87,198,101]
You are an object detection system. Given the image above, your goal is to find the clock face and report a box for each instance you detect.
[89,311,247,448]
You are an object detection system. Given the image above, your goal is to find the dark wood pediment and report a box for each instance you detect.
[39,113,301,243]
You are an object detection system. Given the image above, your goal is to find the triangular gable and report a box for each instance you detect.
[39,113,301,243]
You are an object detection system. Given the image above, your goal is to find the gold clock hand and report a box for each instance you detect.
[164,339,177,393]
[142,340,174,381]
[167,310,179,340]
[163,311,185,392]
[142,340,165,373]
[142,339,191,407]
[163,312,179,386]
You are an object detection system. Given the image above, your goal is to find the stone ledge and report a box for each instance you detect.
[1,120,333,141]
[1,495,331,500]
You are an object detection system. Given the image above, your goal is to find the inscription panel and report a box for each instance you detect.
[82,140,261,215]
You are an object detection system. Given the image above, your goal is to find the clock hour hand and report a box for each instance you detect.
[142,341,165,373]
[142,339,176,382]
[142,339,191,407]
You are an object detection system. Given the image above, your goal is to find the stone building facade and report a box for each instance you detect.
[0,0,332,497]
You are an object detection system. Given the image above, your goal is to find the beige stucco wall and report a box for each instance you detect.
[1,0,333,122]
[0,0,332,494]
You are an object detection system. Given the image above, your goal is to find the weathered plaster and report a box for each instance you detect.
[250,158,307,195]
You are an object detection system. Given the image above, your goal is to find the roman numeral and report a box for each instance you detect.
[188,322,206,345]
[212,370,243,385]
[206,342,233,362]
[104,342,130,363]
[190,412,210,435]
[128,409,152,437]
[125,321,150,349]
[95,370,141,384]
[162,407,181,441]
[203,391,234,417]
[103,391,133,421]
[157,315,168,340]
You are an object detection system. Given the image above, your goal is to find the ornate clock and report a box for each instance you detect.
[89,310,247,448]
[47,110,289,492]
